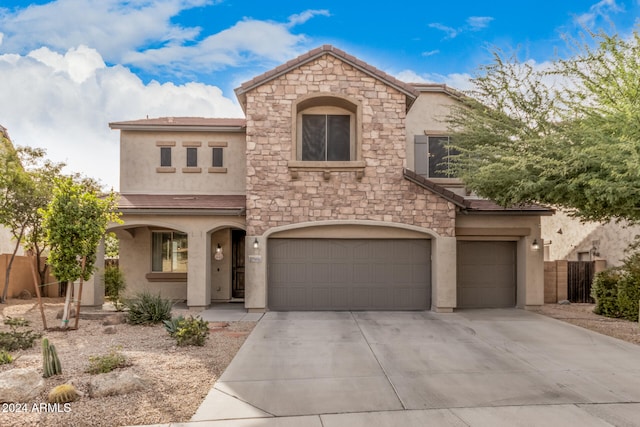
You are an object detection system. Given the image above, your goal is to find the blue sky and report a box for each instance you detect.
[0,0,638,189]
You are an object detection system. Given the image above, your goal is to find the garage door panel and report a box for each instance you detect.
[268,239,431,311]
[457,241,516,309]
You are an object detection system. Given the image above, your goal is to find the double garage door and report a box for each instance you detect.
[268,239,431,311]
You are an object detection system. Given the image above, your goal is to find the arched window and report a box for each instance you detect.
[292,95,361,163]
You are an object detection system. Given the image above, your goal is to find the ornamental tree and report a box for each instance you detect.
[447,29,640,223]
[42,177,120,284]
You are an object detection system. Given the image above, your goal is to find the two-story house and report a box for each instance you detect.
[107,45,551,312]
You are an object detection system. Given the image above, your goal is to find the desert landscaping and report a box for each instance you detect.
[0,298,256,427]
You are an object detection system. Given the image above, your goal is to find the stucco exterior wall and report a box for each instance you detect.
[456,215,544,309]
[0,226,24,256]
[111,214,245,306]
[542,211,640,266]
[243,54,456,238]
[405,92,459,172]
[119,130,246,194]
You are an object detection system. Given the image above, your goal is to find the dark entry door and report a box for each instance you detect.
[232,229,245,299]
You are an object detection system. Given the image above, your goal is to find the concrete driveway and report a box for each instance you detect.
[190,309,640,426]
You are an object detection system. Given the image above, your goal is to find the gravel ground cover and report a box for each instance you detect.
[535,303,640,345]
[0,298,255,427]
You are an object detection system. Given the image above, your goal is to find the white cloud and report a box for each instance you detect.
[0,0,210,61]
[394,69,474,91]
[428,23,459,39]
[421,50,440,57]
[467,16,494,31]
[1,2,328,77]
[287,9,330,28]
[123,18,310,73]
[429,16,493,40]
[573,0,624,27]
[0,46,242,190]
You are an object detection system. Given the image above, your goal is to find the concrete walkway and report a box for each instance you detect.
[144,309,640,426]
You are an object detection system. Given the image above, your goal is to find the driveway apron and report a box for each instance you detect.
[191,309,640,426]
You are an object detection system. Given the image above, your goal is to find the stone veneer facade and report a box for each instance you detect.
[244,54,456,237]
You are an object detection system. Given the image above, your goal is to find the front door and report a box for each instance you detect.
[232,229,246,299]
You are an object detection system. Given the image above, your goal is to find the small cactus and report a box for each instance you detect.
[42,338,62,378]
[48,383,80,403]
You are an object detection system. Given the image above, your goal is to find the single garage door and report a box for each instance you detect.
[457,241,516,308]
[268,239,431,311]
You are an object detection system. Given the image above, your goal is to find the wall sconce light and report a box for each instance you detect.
[253,238,259,249]
[531,239,540,251]
[214,243,223,260]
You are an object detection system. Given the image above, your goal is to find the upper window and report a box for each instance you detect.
[301,114,350,161]
[415,135,459,178]
[151,231,188,273]
[186,147,198,167]
[294,96,359,163]
[160,147,172,167]
[212,147,223,167]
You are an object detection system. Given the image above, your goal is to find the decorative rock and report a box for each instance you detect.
[0,368,45,403]
[89,371,147,398]
[18,289,32,300]
[102,313,126,326]
[103,326,117,334]
[558,300,571,305]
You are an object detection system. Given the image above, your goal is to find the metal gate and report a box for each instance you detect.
[567,261,595,303]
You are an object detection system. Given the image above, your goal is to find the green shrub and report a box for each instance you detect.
[617,275,640,322]
[591,268,622,317]
[0,350,14,365]
[104,266,126,311]
[162,315,185,337]
[0,317,42,352]
[124,292,172,325]
[86,346,129,374]
[165,315,209,346]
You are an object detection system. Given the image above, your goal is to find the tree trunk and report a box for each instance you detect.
[1,228,25,303]
[60,282,73,328]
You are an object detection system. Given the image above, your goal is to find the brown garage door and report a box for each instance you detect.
[268,239,431,311]
[457,241,516,308]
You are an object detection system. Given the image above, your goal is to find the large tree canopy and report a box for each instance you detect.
[448,29,640,223]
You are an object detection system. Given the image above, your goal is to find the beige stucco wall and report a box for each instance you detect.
[405,91,459,172]
[119,130,246,194]
[542,211,639,266]
[110,214,245,307]
[0,226,24,256]
[456,215,544,309]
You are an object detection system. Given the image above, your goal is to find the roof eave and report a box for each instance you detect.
[109,124,246,133]
[119,208,246,216]
[234,46,419,111]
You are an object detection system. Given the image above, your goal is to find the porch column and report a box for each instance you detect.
[81,238,105,307]
[244,235,266,312]
[431,236,457,312]
[519,235,544,310]
[187,230,211,308]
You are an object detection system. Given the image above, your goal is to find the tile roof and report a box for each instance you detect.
[403,169,554,215]
[117,194,246,213]
[109,117,246,131]
[409,83,465,99]
[234,45,420,111]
